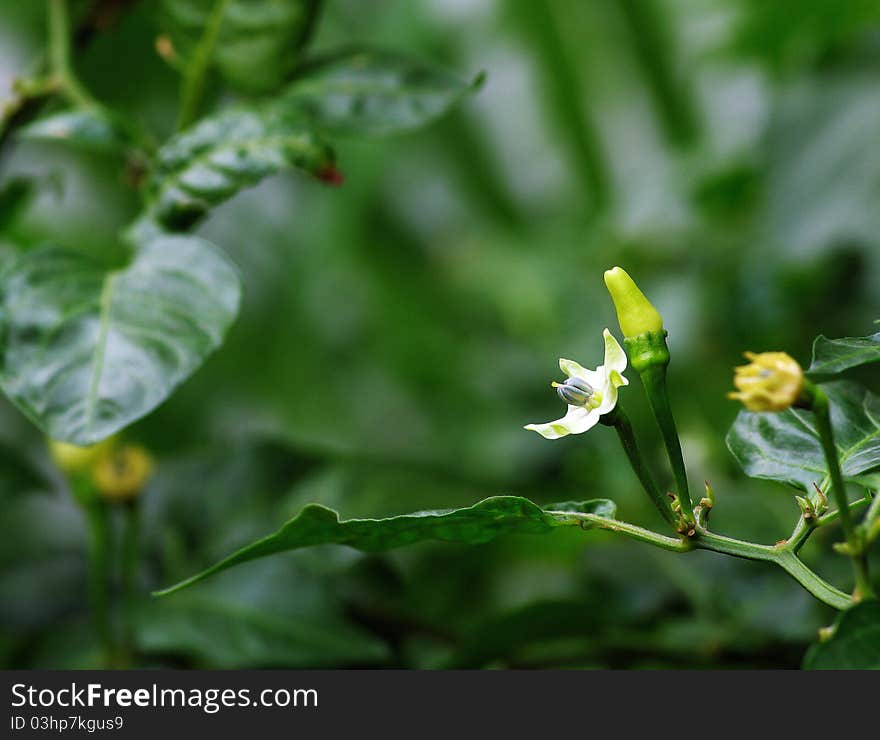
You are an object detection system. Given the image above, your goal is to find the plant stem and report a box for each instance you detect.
[176,0,231,130]
[817,496,871,527]
[47,0,95,108]
[603,407,677,527]
[572,512,689,552]
[84,499,114,665]
[566,512,851,610]
[775,550,851,611]
[640,364,693,518]
[787,495,873,553]
[810,387,874,600]
[120,500,140,663]
[862,491,880,530]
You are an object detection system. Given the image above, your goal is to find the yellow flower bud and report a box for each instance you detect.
[92,445,154,502]
[728,351,804,412]
[603,267,664,338]
[47,438,114,476]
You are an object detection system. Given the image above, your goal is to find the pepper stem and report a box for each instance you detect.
[601,406,677,527]
[806,383,874,600]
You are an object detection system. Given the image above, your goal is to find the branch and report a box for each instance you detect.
[561,511,851,611]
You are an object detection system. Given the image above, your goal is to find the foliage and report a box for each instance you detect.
[803,601,880,669]
[727,381,880,492]
[0,0,878,671]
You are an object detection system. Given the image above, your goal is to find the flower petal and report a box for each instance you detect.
[602,329,628,375]
[559,358,601,386]
[524,405,601,439]
[609,369,629,389]
[595,372,619,415]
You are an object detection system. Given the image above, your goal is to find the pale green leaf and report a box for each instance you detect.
[156,496,617,596]
[809,330,880,376]
[726,381,880,492]
[160,0,321,93]
[285,48,481,136]
[0,236,240,445]
[140,105,336,231]
[18,109,134,152]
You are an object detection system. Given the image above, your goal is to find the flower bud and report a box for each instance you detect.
[728,352,804,412]
[48,438,114,477]
[603,267,664,338]
[92,445,154,502]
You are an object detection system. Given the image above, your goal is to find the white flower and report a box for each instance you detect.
[525,329,629,440]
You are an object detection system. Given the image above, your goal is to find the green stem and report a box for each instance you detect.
[862,491,880,530]
[568,513,850,610]
[773,551,852,611]
[603,407,677,527]
[84,499,114,665]
[694,533,849,610]
[120,500,140,662]
[640,364,693,519]
[817,496,871,528]
[787,495,872,553]
[786,515,814,553]
[574,513,689,552]
[177,0,231,130]
[47,0,95,108]
[810,387,874,600]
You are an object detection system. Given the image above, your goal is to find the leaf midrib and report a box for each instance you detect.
[84,270,119,435]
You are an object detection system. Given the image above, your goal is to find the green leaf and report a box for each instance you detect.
[284,48,481,136]
[809,330,880,376]
[803,601,880,669]
[160,0,321,93]
[0,236,240,445]
[726,381,880,492]
[18,110,134,152]
[156,496,616,596]
[140,105,336,231]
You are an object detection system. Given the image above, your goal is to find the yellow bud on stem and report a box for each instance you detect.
[93,445,154,502]
[48,438,114,477]
[728,351,804,412]
[603,266,664,338]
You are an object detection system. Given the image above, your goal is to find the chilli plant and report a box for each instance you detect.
[1,2,879,671]
[0,0,479,665]
[150,268,880,670]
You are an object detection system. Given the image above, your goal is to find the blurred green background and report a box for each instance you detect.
[1,0,878,669]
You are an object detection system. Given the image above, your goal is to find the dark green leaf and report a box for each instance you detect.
[160,0,321,93]
[803,601,880,669]
[809,330,880,376]
[726,381,880,492]
[0,236,240,445]
[18,109,134,152]
[285,48,481,136]
[140,105,336,231]
[156,496,617,596]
